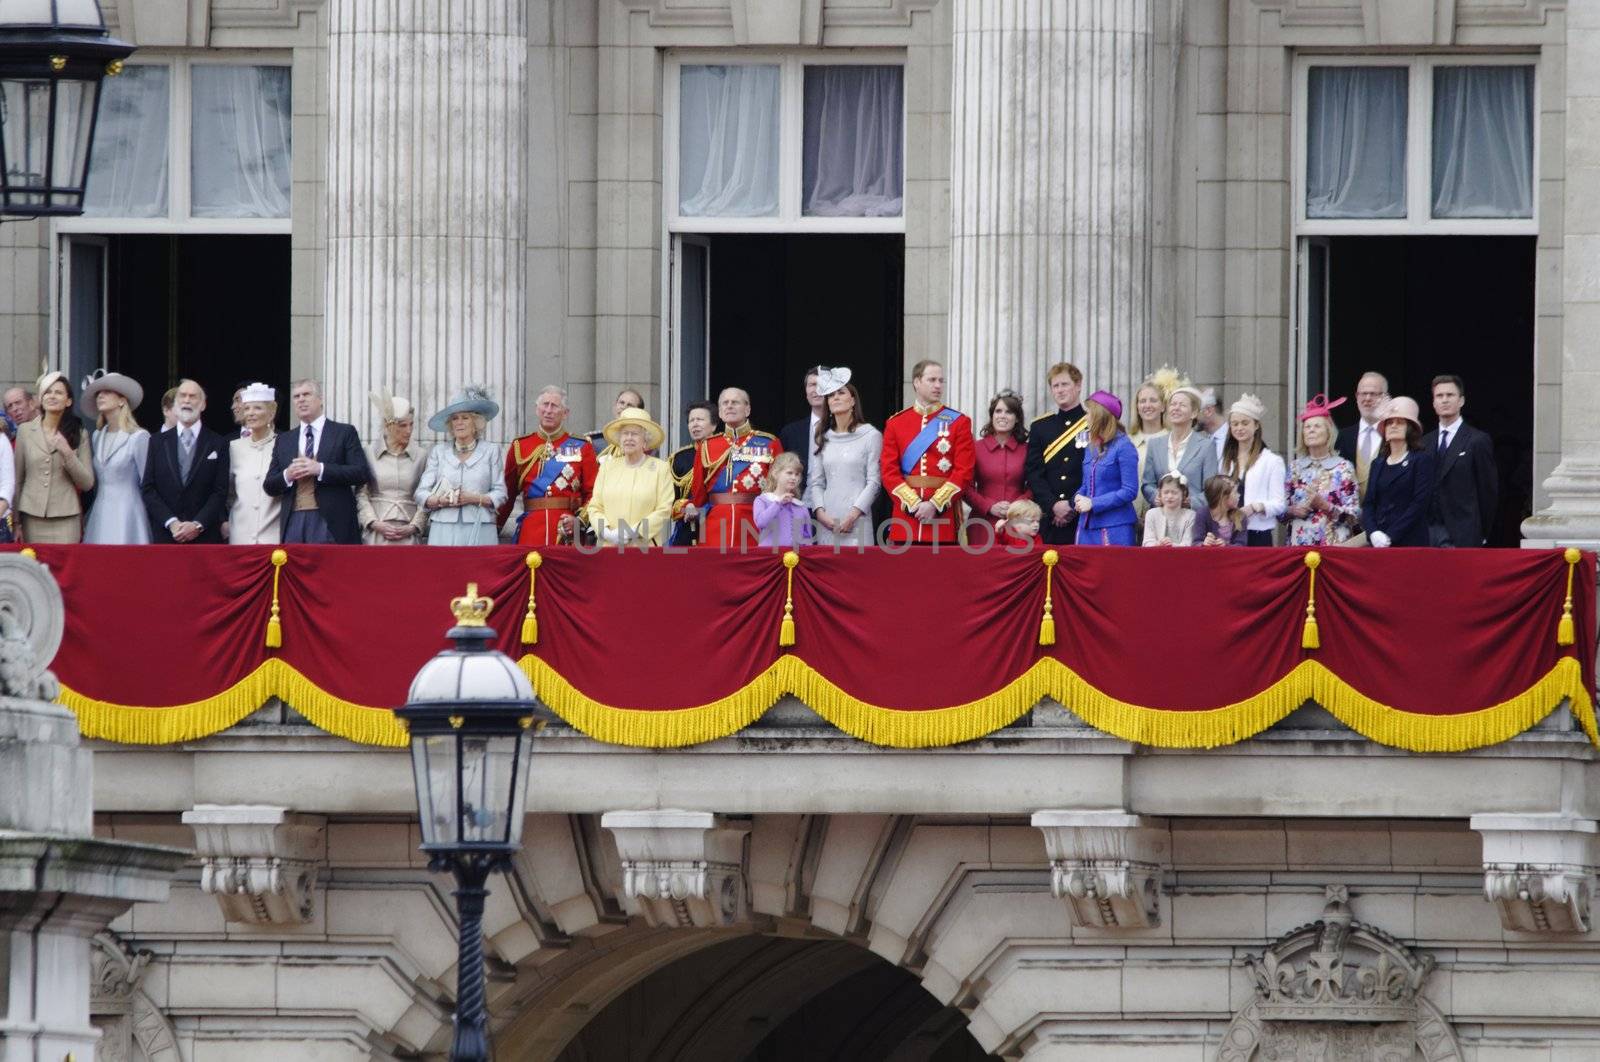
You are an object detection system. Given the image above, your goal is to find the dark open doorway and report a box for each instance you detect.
[95,234,290,436]
[1324,235,1534,547]
[705,235,904,433]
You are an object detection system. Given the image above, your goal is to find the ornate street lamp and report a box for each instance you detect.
[0,0,133,216]
[398,584,543,1061]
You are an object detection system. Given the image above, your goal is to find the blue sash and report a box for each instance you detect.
[717,437,770,492]
[900,408,960,476]
[524,447,571,498]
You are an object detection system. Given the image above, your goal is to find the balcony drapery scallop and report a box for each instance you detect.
[12,544,1593,752]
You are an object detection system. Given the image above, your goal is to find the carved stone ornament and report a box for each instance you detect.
[182,805,326,925]
[1216,887,1462,1062]
[1472,814,1597,933]
[0,552,64,701]
[601,810,751,929]
[1031,811,1167,928]
[91,931,181,1062]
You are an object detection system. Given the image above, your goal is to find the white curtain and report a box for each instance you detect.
[678,65,780,218]
[83,65,169,218]
[802,66,903,217]
[191,65,292,219]
[1432,66,1534,219]
[1306,67,1407,219]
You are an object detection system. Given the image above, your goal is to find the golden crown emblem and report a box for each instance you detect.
[451,583,494,627]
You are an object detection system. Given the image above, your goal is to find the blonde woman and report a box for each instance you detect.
[586,408,675,546]
[228,383,282,544]
[356,390,428,545]
[417,387,506,546]
[15,371,95,543]
[1129,366,1181,524]
[80,370,150,544]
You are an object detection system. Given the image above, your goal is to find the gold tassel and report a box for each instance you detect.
[265,548,286,649]
[779,550,799,647]
[1301,550,1321,650]
[1039,549,1059,646]
[19,548,36,560]
[522,551,542,645]
[1559,547,1580,646]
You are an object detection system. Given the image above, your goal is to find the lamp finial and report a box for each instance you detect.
[451,584,494,627]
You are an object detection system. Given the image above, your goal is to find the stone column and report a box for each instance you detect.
[324,1,526,443]
[1527,9,1600,547]
[947,0,1154,413]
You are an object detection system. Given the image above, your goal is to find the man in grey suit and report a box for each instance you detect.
[1421,374,1498,547]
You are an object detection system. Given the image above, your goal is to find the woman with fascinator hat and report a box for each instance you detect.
[803,367,882,548]
[81,369,151,544]
[416,386,507,546]
[1285,393,1362,547]
[356,389,428,545]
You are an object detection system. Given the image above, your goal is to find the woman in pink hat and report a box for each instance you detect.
[1360,396,1435,548]
[1072,391,1140,546]
[1285,394,1361,546]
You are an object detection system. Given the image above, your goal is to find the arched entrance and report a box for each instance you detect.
[503,933,995,1061]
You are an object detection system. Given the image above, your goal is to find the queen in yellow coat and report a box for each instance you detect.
[587,408,675,546]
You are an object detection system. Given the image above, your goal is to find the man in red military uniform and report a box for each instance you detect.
[880,359,976,545]
[689,387,782,549]
[498,385,598,546]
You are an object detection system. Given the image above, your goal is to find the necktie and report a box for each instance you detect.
[179,428,195,479]
[1438,430,1450,455]
[304,424,315,458]
[1360,425,1374,461]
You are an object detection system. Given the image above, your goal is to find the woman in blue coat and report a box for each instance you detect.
[1074,391,1140,546]
[1360,395,1435,548]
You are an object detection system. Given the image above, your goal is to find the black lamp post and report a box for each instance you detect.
[397,584,542,1062]
[0,0,133,216]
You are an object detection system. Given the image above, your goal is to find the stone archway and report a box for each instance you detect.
[537,934,995,1062]
[90,932,182,1062]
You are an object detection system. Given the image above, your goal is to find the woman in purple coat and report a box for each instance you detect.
[1073,391,1140,546]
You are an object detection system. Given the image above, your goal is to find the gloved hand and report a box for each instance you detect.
[1370,530,1391,549]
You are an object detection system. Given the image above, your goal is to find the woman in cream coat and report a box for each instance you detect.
[586,408,675,545]
[228,383,282,544]
[416,387,507,546]
[356,390,428,545]
[15,371,95,543]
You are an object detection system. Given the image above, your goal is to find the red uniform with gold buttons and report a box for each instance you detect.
[880,403,976,544]
[688,424,782,548]
[497,430,598,546]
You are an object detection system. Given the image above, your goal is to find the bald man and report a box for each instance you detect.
[688,387,783,548]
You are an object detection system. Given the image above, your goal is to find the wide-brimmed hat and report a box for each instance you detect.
[1229,393,1266,424]
[1298,393,1346,421]
[602,407,665,451]
[1376,395,1423,432]
[816,366,852,397]
[428,386,499,433]
[78,369,143,418]
[1086,390,1123,420]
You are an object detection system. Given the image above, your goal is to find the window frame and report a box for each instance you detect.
[663,49,908,235]
[1292,53,1540,236]
[55,51,293,236]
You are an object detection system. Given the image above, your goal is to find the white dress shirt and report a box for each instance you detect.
[1437,418,1461,452]
[1358,421,1380,462]
[284,415,328,486]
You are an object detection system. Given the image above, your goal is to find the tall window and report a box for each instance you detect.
[75,56,291,227]
[1295,56,1536,234]
[667,54,905,232]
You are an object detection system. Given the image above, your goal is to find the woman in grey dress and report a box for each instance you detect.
[803,368,881,548]
[80,370,152,545]
[416,387,507,546]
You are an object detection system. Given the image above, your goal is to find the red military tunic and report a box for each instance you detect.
[498,430,598,546]
[880,403,976,544]
[689,424,782,549]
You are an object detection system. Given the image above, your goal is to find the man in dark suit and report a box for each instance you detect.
[264,379,370,544]
[1421,374,1498,547]
[1333,371,1388,500]
[1024,361,1089,545]
[141,378,230,543]
[777,366,825,488]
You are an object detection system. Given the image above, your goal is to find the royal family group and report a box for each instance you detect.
[0,359,1495,551]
